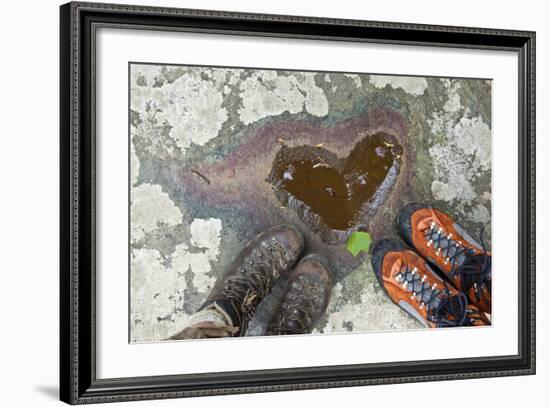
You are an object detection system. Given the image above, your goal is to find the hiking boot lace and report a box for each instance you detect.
[394,264,468,327]
[273,277,319,334]
[424,223,491,301]
[464,306,490,326]
[222,237,290,321]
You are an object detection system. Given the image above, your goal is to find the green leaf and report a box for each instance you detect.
[346,231,372,257]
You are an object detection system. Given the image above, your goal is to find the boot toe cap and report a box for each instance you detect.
[271,224,305,263]
[370,238,408,284]
[396,202,428,244]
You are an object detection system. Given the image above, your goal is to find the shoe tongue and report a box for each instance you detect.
[425,292,441,309]
[417,212,442,231]
[390,258,403,275]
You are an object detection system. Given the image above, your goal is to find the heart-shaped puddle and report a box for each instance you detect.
[268,132,402,242]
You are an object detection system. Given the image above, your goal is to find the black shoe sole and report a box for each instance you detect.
[395,202,427,247]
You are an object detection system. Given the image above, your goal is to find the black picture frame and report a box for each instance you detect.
[60,1,536,404]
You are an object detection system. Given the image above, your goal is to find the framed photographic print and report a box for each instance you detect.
[60,1,536,404]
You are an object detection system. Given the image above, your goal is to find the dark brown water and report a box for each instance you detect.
[272,133,402,230]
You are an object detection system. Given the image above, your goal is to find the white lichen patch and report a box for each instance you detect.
[130,248,191,342]
[189,218,222,254]
[238,71,329,125]
[319,274,422,333]
[369,75,428,96]
[429,116,491,204]
[130,137,140,186]
[171,244,217,295]
[131,64,162,88]
[131,183,183,242]
[132,118,179,160]
[470,203,491,226]
[172,218,222,294]
[430,178,475,203]
[344,74,363,89]
[131,65,230,155]
[454,116,492,171]
[428,80,491,208]
[443,81,462,114]
[131,217,223,342]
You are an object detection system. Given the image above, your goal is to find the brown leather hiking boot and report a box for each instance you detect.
[370,239,489,328]
[267,254,334,335]
[396,203,491,314]
[170,225,304,339]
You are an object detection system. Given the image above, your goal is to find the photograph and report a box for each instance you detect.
[129,63,493,343]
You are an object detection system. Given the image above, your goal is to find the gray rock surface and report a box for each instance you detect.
[129,64,492,342]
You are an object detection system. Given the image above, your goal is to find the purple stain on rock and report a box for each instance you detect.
[177,108,412,277]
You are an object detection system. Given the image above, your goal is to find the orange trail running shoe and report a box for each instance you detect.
[396,203,491,314]
[370,239,489,328]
